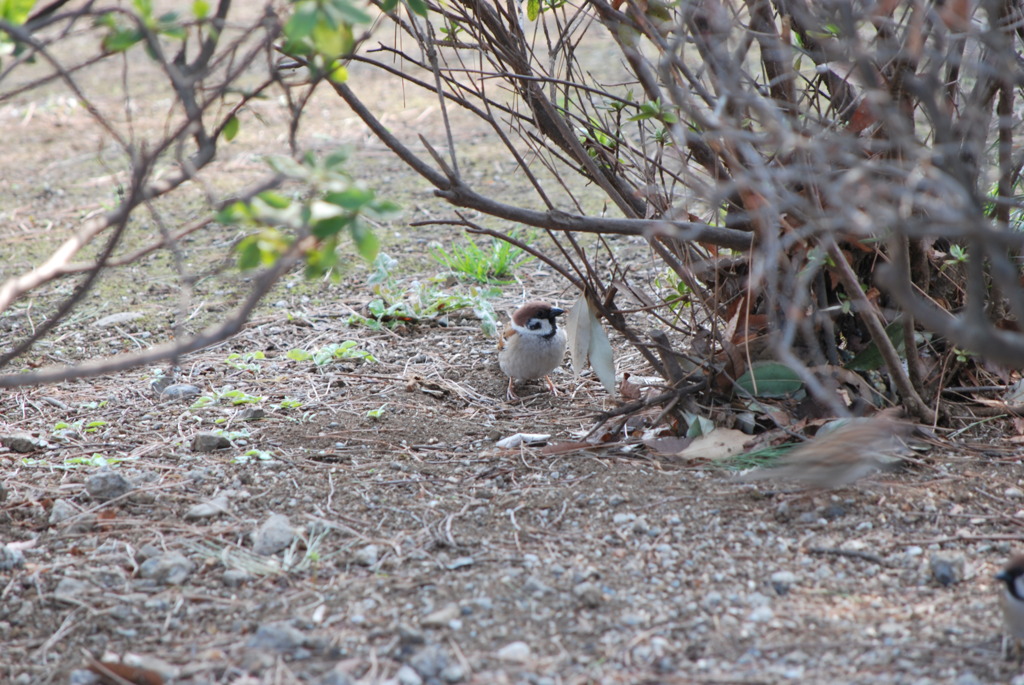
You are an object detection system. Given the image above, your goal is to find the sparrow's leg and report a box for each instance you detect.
[544,375,559,396]
[506,377,519,401]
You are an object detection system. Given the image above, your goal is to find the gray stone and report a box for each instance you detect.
[930,553,966,586]
[246,622,306,652]
[319,669,355,685]
[49,499,78,525]
[85,468,132,501]
[440,664,466,683]
[139,551,194,585]
[223,569,251,587]
[354,543,379,567]
[54,577,91,601]
[397,623,426,645]
[496,641,530,662]
[396,665,423,685]
[252,513,294,555]
[573,581,603,608]
[185,494,231,520]
[68,669,101,685]
[410,645,448,678]
[422,603,459,628]
[192,432,231,452]
[0,433,46,453]
[239,407,266,421]
[770,571,798,596]
[0,546,24,571]
[159,383,201,399]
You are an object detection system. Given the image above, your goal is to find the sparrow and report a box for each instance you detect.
[497,300,566,400]
[996,555,1024,661]
[740,415,915,488]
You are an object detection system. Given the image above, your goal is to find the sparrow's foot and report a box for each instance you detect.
[544,375,559,396]
[506,377,519,401]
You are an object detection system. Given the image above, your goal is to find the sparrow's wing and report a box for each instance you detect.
[497,325,515,351]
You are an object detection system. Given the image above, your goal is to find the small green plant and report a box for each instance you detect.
[225,351,266,371]
[191,389,264,409]
[233,449,274,464]
[52,419,109,439]
[942,244,969,269]
[654,268,693,313]
[366,404,387,419]
[288,341,378,366]
[429,234,533,284]
[352,252,501,335]
[276,398,303,409]
[65,453,121,467]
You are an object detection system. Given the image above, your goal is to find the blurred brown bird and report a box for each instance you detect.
[996,555,1024,661]
[741,415,915,488]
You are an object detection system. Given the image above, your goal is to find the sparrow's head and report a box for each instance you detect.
[511,301,565,338]
[997,555,1024,600]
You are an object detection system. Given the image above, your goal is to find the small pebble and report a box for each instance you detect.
[252,514,294,556]
[354,544,379,567]
[139,552,195,585]
[185,494,232,520]
[396,665,423,685]
[223,569,251,588]
[49,499,78,524]
[770,571,798,596]
[496,641,531,662]
[85,469,132,501]
[246,622,306,652]
[930,553,966,586]
[422,603,459,628]
[159,384,200,399]
[192,432,231,452]
[0,546,24,571]
[0,433,46,453]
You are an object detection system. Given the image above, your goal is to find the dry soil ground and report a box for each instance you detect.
[3,6,1024,685]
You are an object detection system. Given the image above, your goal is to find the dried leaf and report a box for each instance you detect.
[565,294,616,394]
[565,296,591,376]
[589,307,616,395]
[676,428,751,461]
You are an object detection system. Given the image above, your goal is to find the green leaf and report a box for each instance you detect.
[526,0,539,20]
[312,19,350,58]
[236,236,262,271]
[735,362,804,398]
[380,0,398,10]
[192,0,210,19]
[257,190,290,209]
[324,186,375,210]
[285,4,318,41]
[311,214,349,239]
[223,115,240,141]
[325,0,373,25]
[286,349,313,361]
[102,27,144,53]
[132,0,153,20]
[351,224,379,261]
[0,0,36,24]
[844,320,906,372]
[405,0,428,17]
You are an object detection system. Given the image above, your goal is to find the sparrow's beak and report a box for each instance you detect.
[550,308,565,317]
[997,571,1010,582]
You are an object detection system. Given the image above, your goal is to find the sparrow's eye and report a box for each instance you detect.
[528,320,542,330]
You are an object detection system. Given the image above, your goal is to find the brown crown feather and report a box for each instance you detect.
[510,300,559,327]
